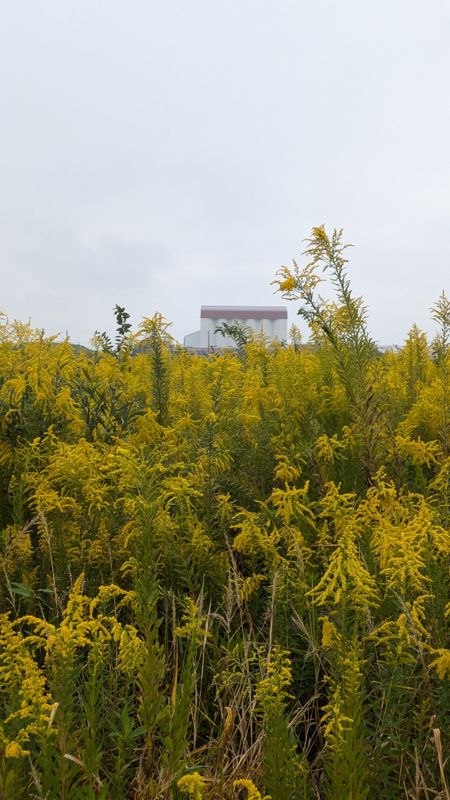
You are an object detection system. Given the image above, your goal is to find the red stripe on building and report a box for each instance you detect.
[200,306,287,320]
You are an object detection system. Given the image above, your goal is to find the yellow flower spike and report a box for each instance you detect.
[255,646,294,718]
[429,649,450,680]
[0,614,53,757]
[175,598,210,642]
[177,772,206,799]
[321,616,337,648]
[279,276,297,293]
[233,778,271,800]
[239,573,266,602]
[5,741,29,758]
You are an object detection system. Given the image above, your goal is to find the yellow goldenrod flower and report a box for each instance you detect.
[5,740,28,758]
[233,778,271,800]
[177,772,206,799]
[279,276,297,292]
[429,649,450,680]
[321,616,337,648]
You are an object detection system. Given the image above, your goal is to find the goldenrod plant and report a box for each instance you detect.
[255,646,311,799]
[0,239,449,799]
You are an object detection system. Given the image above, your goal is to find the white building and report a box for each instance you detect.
[184,305,288,350]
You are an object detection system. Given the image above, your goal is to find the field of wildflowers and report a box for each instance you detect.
[0,229,448,798]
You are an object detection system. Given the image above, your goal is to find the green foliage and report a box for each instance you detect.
[214,321,252,353]
[94,304,133,357]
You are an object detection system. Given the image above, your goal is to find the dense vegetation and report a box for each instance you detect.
[0,228,449,800]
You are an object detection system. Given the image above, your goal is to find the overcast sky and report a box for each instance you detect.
[1,0,449,345]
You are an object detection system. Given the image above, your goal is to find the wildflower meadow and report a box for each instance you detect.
[0,228,449,799]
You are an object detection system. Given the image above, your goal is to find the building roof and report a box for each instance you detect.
[200,305,287,320]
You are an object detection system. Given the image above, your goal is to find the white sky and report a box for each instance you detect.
[1,0,449,345]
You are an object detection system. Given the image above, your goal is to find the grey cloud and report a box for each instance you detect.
[0,0,449,346]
